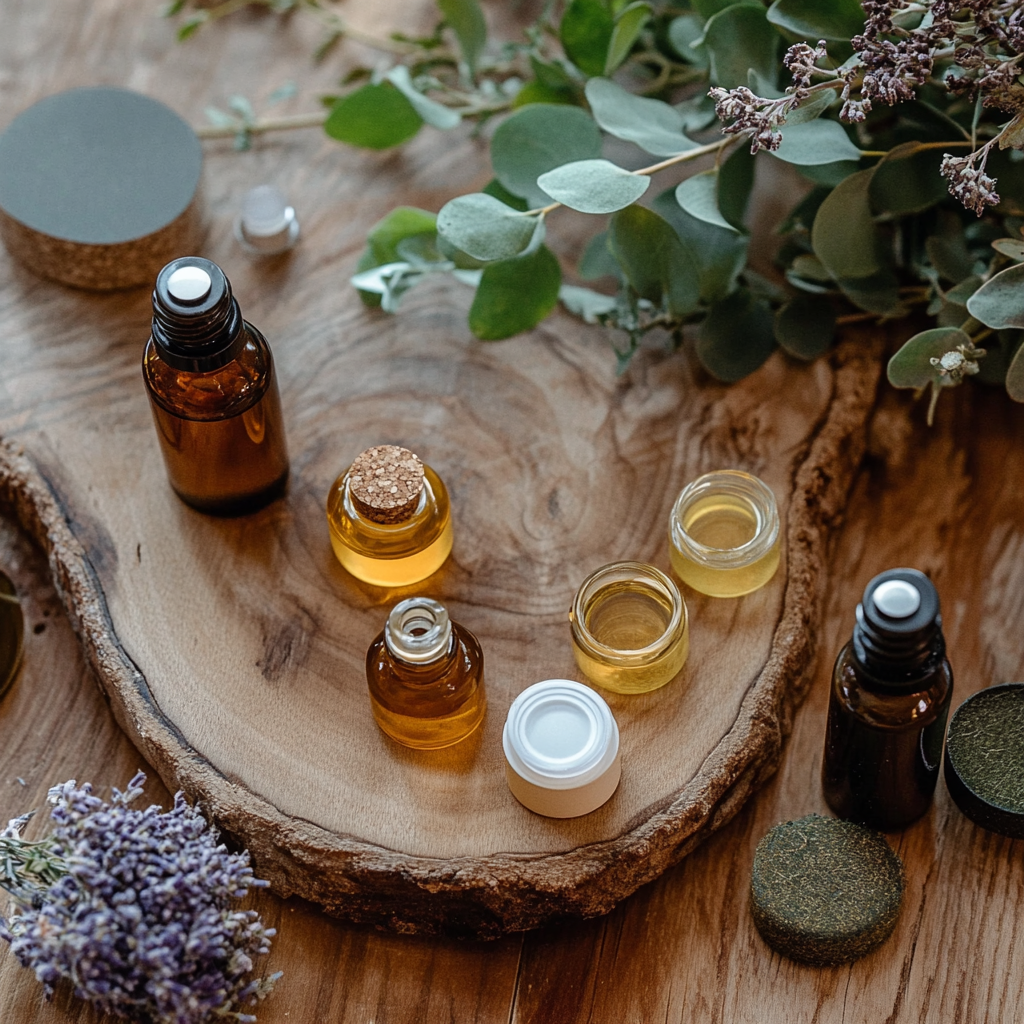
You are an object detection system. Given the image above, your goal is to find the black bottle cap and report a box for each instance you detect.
[150,257,245,373]
[944,683,1024,839]
[852,568,944,685]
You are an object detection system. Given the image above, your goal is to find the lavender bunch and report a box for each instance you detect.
[0,773,280,1024]
[710,0,1024,215]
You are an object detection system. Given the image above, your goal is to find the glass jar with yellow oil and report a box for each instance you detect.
[669,470,780,598]
[326,445,453,587]
[569,561,689,695]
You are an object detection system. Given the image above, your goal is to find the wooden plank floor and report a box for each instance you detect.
[2,2,1024,1020]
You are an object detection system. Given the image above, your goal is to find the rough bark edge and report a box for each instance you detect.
[0,335,882,939]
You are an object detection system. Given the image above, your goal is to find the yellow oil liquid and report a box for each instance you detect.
[670,494,780,597]
[571,580,688,695]
[327,465,452,587]
[369,691,485,749]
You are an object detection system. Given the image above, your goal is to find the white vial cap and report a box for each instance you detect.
[503,679,618,789]
[236,185,300,255]
[873,579,921,618]
[166,265,211,303]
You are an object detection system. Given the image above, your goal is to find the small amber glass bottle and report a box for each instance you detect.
[822,568,954,831]
[326,445,452,587]
[142,257,289,515]
[366,597,485,749]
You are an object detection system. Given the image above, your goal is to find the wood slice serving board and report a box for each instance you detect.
[0,3,880,935]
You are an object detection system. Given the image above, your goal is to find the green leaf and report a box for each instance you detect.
[693,0,739,18]
[697,288,776,381]
[766,0,864,40]
[579,231,622,280]
[436,193,539,262]
[967,263,1024,329]
[675,172,737,233]
[609,204,700,317]
[469,245,562,339]
[585,78,696,156]
[652,188,748,303]
[177,15,206,40]
[561,0,615,77]
[869,141,946,215]
[438,0,487,75]
[490,104,602,208]
[482,178,529,212]
[605,2,652,75]
[325,83,422,149]
[799,160,859,186]
[992,238,1024,262]
[560,284,619,322]
[676,92,718,132]
[838,272,906,316]
[926,220,976,283]
[356,207,438,306]
[888,327,971,388]
[385,67,461,130]
[812,169,880,280]
[791,253,832,281]
[1004,335,1024,399]
[784,90,837,126]
[774,293,835,359]
[667,14,708,68]
[772,120,861,166]
[703,4,779,91]
[717,145,755,230]
[537,159,649,214]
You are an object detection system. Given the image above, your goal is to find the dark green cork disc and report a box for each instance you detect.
[945,683,1024,839]
[750,814,905,966]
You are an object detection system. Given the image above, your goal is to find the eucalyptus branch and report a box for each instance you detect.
[195,110,326,139]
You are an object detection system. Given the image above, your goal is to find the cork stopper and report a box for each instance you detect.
[349,445,425,524]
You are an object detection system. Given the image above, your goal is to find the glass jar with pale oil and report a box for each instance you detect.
[366,597,485,749]
[669,470,780,598]
[569,562,689,695]
[326,445,452,587]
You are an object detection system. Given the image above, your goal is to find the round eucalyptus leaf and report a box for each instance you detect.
[1006,338,1024,400]
[697,288,776,382]
[437,193,538,262]
[869,141,946,215]
[538,159,650,214]
[717,145,755,231]
[579,230,622,281]
[791,253,832,282]
[667,14,709,68]
[766,0,864,40]
[967,263,1024,329]
[609,204,700,317]
[490,104,602,209]
[887,327,971,388]
[772,119,862,166]
[560,0,615,77]
[356,207,438,306]
[437,0,487,76]
[799,160,860,187]
[324,83,423,149]
[469,244,562,340]
[784,90,836,126]
[812,169,880,280]
[605,2,652,75]
[838,273,906,317]
[675,172,737,233]
[992,238,1024,262]
[703,4,779,91]
[774,293,835,359]
[584,78,696,156]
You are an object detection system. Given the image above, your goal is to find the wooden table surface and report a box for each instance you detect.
[2,2,1024,1022]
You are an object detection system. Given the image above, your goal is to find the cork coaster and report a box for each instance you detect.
[349,446,425,524]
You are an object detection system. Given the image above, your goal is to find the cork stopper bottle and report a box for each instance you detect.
[326,445,453,587]
[142,257,289,515]
[366,596,485,749]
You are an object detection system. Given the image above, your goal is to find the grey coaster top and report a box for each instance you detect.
[750,814,905,966]
[0,86,201,245]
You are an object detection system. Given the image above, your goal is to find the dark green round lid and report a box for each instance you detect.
[945,683,1024,839]
[750,814,905,966]
[0,87,201,244]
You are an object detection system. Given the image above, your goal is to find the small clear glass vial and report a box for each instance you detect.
[366,597,485,749]
[569,562,689,695]
[669,470,781,598]
[503,679,620,818]
[326,445,453,587]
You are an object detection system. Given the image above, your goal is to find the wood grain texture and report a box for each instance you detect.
[0,0,881,935]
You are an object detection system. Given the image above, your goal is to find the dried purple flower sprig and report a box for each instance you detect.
[0,773,280,1024]
[710,0,1024,215]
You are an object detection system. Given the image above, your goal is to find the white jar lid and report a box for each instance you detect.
[503,679,619,791]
